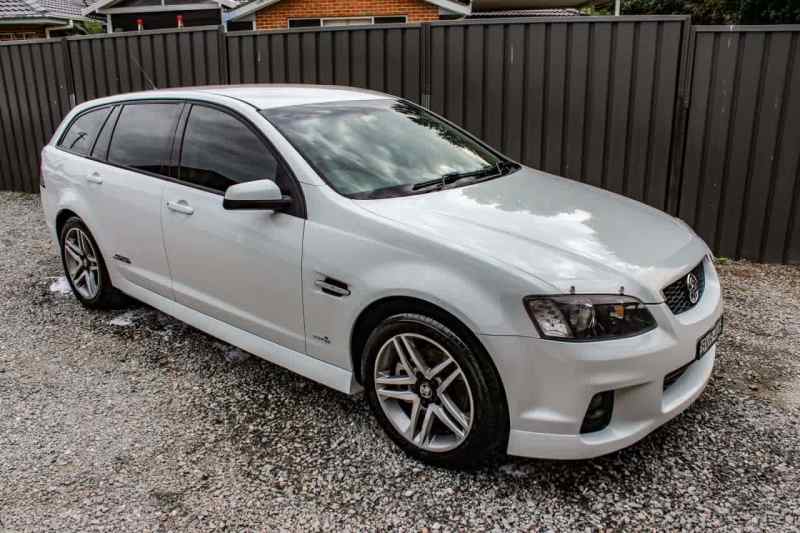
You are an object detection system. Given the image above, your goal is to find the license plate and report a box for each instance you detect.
[697,316,723,359]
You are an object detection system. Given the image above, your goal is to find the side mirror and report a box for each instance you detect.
[223,179,292,211]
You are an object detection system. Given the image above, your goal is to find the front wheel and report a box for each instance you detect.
[364,313,508,468]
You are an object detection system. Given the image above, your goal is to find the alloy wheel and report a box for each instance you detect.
[374,333,474,452]
[63,227,101,300]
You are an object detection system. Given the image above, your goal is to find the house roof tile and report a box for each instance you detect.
[0,0,86,20]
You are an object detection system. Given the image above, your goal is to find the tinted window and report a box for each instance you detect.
[59,107,112,156]
[263,99,505,198]
[108,103,183,175]
[178,105,279,192]
[91,106,120,160]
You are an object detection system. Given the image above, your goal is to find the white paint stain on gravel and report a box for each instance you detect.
[108,309,151,327]
[213,341,252,363]
[48,276,72,296]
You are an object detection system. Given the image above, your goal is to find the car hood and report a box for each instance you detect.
[354,167,708,302]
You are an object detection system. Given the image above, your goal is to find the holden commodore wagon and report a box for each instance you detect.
[41,85,723,467]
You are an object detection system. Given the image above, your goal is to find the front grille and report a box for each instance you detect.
[662,261,705,315]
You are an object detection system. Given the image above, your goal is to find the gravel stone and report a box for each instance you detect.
[1,191,799,531]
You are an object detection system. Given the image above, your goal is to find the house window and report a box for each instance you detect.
[0,32,40,41]
[288,16,407,29]
[288,18,321,28]
[374,16,407,24]
[322,17,371,27]
[227,19,254,31]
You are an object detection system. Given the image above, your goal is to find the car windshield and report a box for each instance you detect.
[262,99,514,198]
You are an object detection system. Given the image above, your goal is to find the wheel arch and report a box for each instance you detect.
[350,296,505,398]
[55,208,81,238]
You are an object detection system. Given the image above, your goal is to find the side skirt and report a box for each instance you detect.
[116,279,362,395]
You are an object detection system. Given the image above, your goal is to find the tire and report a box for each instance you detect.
[59,216,126,309]
[363,312,508,468]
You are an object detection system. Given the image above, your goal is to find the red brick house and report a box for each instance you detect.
[225,0,470,31]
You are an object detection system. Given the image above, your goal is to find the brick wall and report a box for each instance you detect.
[254,0,439,30]
[0,26,46,41]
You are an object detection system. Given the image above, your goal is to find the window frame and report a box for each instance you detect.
[56,98,307,219]
[56,105,115,158]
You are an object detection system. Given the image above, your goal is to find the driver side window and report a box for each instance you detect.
[178,105,281,193]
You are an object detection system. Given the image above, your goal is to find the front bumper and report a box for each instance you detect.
[482,258,723,460]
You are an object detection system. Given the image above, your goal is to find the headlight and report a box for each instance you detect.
[523,295,656,341]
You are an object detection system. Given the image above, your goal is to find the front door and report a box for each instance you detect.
[161,104,306,353]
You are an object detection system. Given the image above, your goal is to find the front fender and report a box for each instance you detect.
[300,217,542,373]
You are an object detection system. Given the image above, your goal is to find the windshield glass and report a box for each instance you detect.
[262,99,509,198]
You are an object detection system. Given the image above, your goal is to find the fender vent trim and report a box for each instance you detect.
[315,277,350,297]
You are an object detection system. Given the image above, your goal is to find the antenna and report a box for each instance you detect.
[128,48,158,91]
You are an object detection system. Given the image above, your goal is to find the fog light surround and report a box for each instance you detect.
[580,391,614,434]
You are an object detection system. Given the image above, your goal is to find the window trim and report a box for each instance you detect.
[172,101,306,219]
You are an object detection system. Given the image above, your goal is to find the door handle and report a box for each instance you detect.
[86,172,103,184]
[166,200,195,215]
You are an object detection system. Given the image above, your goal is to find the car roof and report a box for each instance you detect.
[86,84,391,110]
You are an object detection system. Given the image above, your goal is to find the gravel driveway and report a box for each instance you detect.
[1,191,799,531]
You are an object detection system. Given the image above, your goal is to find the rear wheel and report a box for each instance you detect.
[59,217,126,309]
[364,313,508,468]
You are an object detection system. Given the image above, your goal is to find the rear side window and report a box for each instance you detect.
[108,103,183,176]
[178,105,279,192]
[91,105,120,161]
[59,107,112,156]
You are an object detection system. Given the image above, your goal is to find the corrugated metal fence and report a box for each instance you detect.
[0,19,798,263]
[679,25,800,264]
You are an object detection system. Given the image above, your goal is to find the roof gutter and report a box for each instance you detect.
[0,17,71,24]
[45,18,72,37]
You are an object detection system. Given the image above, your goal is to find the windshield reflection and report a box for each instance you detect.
[263,99,509,198]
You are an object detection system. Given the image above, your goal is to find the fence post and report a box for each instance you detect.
[218,25,229,84]
[420,22,431,109]
[666,18,695,217]
[60,37,77,109]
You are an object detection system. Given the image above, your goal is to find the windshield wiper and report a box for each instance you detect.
[411,164,497,191]
[411,161,518,191]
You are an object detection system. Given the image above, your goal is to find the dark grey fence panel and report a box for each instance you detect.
[1,20,800,263]
[0,39,71,192]
[65,26,222,104]
[679,27,800,263]
[429,16,690,213]
[225,24,423,102]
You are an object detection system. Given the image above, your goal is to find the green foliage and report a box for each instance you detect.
[82,20,105,34]
[594,0,800,24]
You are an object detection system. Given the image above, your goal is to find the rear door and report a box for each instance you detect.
[52,105,115,240]
[95,101,184,298]
[161,103,306,353]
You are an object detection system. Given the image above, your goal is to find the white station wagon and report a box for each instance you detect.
[41,85,723,467]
